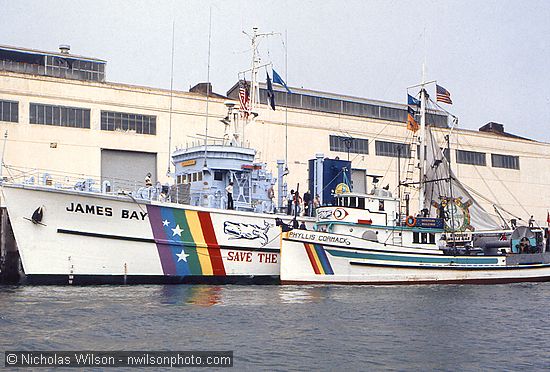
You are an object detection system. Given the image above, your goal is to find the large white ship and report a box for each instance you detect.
[1,182,291,284]
[0,28,312,285]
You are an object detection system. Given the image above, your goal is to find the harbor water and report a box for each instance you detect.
[1,283,550,371]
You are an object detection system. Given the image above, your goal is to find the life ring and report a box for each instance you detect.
[405,216,416,227]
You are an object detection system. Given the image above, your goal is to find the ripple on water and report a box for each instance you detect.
[2,283,550,370]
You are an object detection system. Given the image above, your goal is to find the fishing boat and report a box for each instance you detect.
[280,80,550,285]
[0,29,310,285]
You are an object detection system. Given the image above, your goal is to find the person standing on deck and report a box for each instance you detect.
[293,191,303,216]
[226,182,234,210]
[303,190,312,217]
[287,190,294,215]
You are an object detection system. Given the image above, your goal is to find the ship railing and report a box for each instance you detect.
[177,138,252,150]
[0,165,175,202]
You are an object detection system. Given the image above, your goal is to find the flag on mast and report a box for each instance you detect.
[272,69,291,93]
[408,94,420,107]
[266,72,276,110]
[407,106,419,132]
[436,84,453,104]
[239,79,250,118]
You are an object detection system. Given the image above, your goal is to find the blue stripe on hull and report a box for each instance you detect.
[314,244,334,275]
[326,249,500,265]
[350,261,550,270]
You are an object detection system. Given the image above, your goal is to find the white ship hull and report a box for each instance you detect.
[281,230,550,285]
[1,184,298,285]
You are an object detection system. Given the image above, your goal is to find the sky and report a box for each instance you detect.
[3,0,550,142]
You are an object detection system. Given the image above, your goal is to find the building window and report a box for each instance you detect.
[491,154,519,170]
[101,111,156,135]
[44,55,105,82]
[253,85,448,125]
[375,140,410,158]
[330,135,368,154]
[29,103,90,128]
[456,150,486,166]
[0,100,18,123]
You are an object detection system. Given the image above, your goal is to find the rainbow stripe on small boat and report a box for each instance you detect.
[147,205,226,276]
[304,243,334,275]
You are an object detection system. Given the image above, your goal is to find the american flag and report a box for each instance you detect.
[436,84,453,104]
[239,80,250,119]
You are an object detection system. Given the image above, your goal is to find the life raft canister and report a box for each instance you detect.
[405,215,417,227]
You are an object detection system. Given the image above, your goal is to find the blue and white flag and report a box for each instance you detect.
[272,69,291,94]
[407,94,420,107]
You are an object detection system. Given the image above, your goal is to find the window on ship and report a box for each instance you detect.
[412,232,436,245]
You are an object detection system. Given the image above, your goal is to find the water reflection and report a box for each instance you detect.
[158,285,224,307]
[185,286,223,307]
[155,285,331,307]
[277,285,327,304]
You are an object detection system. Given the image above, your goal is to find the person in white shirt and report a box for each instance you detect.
[226,182,234,210]
[437,235,447,250]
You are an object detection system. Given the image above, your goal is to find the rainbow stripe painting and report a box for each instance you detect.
[304,243,334,275]
[147,205,226,276]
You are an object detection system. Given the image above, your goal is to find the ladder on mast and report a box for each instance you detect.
[399,132,419,219]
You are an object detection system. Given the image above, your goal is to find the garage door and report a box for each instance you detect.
[101,149,157,192]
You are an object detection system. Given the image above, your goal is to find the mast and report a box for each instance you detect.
[167,20,175,176]
[284,30,289,173]
[203,8,212,169]
[250,27,260,115]
[446,134,456,245]
[242,28,278,119]
[418,66,427,213]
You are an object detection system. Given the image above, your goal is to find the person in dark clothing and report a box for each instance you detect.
[438,203,446,219]
[303,191,311,217]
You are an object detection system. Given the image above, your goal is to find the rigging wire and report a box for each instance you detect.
[421,101,527,223]
[166,19,176,177]
[456,133,533,221]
